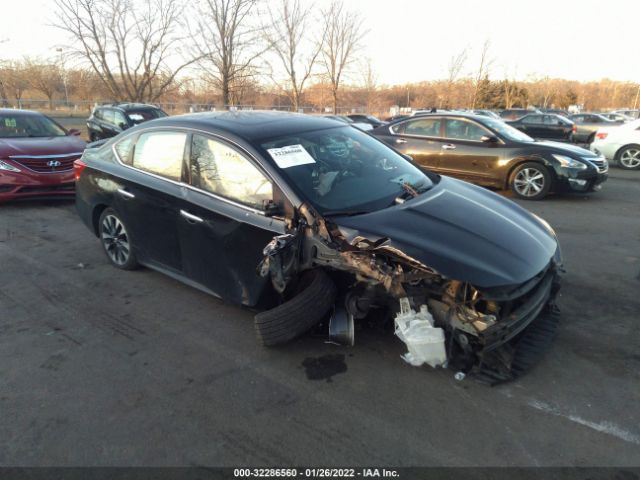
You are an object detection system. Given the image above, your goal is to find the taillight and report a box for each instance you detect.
[572,125,577,133]
[596,132,608,140]
[73,159,87,181]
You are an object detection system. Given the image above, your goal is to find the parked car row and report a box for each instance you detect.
[2,104,636,382]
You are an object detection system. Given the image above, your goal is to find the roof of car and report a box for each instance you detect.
[136,110,344,142]
[0,108,45,116]
[101,103,162,111]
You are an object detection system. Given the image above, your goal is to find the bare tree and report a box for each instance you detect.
[360,57,377,113]
[192,0,263,107]
[319,0,365,113]
[471,40,492,109]
[264,0,322,112]
[53,0,197,103]
[23,59,63,110]
[0,61,30,107]
[442,48,467,108]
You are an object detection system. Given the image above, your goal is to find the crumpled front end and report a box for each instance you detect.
[257,202,562,384]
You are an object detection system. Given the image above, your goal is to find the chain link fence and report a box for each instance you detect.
[0,98,369,117]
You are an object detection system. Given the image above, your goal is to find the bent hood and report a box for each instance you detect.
[0,136,86,158]
[331,176,559,288]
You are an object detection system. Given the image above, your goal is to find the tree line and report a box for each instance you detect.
[0,0,638,114]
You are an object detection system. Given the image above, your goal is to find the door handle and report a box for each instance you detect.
[117,188,135,200]
[395,138,407,144]
[441,144,456,150]
[180,209,204,224]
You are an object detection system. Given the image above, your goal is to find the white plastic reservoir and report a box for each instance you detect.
[394,298,447,368]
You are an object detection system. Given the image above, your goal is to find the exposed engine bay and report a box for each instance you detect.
[258,203,562,385]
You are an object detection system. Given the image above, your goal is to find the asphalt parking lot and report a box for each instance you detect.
[0,169,639,467]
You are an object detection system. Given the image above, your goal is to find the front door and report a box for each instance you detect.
[438,117,503,186]
[178,133,286,306]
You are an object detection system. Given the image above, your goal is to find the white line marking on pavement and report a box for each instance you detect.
[528,399,640,445]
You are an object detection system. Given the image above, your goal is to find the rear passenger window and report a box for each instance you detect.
[403,118,441,136]
[522,115,542,124]
[114,136,135,165]
[132,131,187,181]
[190,134,272,209]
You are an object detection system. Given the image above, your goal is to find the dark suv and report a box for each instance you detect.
[87,103,167,141]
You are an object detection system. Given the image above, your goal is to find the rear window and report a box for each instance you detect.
[132,131,187,181]
[126,109,167,125]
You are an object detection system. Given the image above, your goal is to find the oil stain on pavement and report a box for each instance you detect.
[302,354,347,382]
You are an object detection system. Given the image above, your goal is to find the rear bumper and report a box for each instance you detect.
[0,169,75,203]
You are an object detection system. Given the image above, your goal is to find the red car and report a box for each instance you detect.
[0,109,86,203]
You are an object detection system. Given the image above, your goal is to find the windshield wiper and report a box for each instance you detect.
[394,181,430,204]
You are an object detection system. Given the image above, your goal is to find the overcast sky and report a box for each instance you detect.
[0,0,638,85]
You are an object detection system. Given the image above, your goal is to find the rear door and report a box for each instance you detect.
[439,118,503,185]
[112,130,188,272]
[380,117,444,170]
[519,115,544,137]
[178,133,286,306]
[542,115,562,139]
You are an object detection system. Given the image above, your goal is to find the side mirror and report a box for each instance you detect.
[262,199,282,217]
[118,122,128,130]
[481,135,499,144]
[67,128,81,136]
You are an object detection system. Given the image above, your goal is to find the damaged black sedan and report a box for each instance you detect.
[75,112,562,383]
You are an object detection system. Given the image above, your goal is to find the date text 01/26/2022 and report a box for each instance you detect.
[233,468,400,478]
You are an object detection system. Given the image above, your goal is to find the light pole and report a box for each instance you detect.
[55,47,69,107]
[406,87,410,111]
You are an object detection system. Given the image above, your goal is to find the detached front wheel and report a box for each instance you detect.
[510,162,551,200]
[98,208,139,270]
[255,269,336,346]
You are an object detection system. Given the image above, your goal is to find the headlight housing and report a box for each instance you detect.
[0,160,21,172]
[552,154,587,170]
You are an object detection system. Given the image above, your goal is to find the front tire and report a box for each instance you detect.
[509,162,552,200]
[98,208,139,270]
[617,145,640,170]
[254,269,336,347]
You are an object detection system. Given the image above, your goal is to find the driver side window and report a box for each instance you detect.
[190,134,272,209]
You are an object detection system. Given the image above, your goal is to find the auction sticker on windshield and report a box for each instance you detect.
[267,144,316,169]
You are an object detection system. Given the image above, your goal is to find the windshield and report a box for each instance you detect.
[481,117,534,142]
[126,109,167,125]
[259,126,435,215]
[0,113,67,138]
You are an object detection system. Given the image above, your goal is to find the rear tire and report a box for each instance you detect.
[255,269,336,346]
[98,208,139,270]
[509,162,552,200]
[617,145,640,170]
